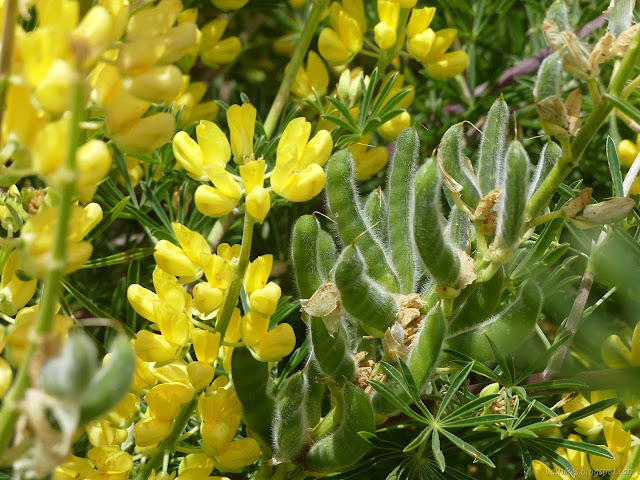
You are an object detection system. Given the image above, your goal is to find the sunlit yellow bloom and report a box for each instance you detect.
[192,329,222,364]
[213,438,261,470]
[240,159,270,223]
[249,282,281,316]
[374,0,400,51]
[292,51,329,99]
[618,135,640,168]
[193,282,224,314]
[173,120,231,181]
[0,251,37,316]
[154,222,211,277]
[134,416,172,447]
[55,455,95,480]
[407,6,435,38]
[318,2,363,64]
[134,330,178,363]
[85,419,128,447]
[87,445,134,478]
[174,77,220,128]
[227,103,256,163]
[2,84,48,150]
[562,391,618,436]
[348,134,389,179]
[146,382,195,421]
[109,111,176,155]
[187,361,216,391]
[122,65,184,104]
[589,417,631,472]
[195,167,242,217]
[243,255,273,294]
[200,18,241,66]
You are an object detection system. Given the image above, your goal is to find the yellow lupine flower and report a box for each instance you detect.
[98,0,130,42]
[75,139,112,203]
[240,312,296,361]
[292,51,329,99]
[193,282,224,314]
[198,377,242,423]
[249,282,281,316]
[192,329,222,364]
[173,120,232,181]
[318,2,363,64]
[0,358,12,399]
[109,112,176,155]
[2,84,48,150]
[379,110,411,140]
[427,50,469,78]
[186,361,216,391]
[154,222,212,277]
[177,453,214,479]
[126,0,182,40]
[153,303,192,346]
[85,419,128,447]
[0,250,37,316]
[213,438,261,470]
[203,254,233,290]
[407,6,436,38]
[240,159,270,223]
[134,330,177,363]
[151,361,192,386]
[194,167,242,217]
[374,0,400,51]
[562,391,618,436]
[145,382,195,421]
[271,118,332,202]
[71,5,114,67]
[619,135,640,168]
[55,455,95,480]
[200,18,241,67]
[589,417,631,472]
[122,65,184,104]
[532,433,591,480]
[134,416,172,447]
[227,103,256,163]
[348,134,389,179]
[243,255,273,294]
[87,446,134,477]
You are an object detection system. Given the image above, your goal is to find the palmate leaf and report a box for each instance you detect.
[437,362,474,419]
[432,428,446,472]
[439,428,496,468]
[444,349,502,382]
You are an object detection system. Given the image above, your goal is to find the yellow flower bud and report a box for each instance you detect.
[249,282,281,316]
[618,137,640,168]
[109,112,175,155]
[374,22,397,51]
[0,358,12,398]
[423,28,457,63]
[123,65,183,104]
[408,28,435,60]
[211,0,250,10]
[213,438,261,470]
[134,417,172,447]
[193,282,224,314]
[243,255,272,294]
[76,139,112,203]
[227,103,256,163]
[378,111,411,140]
[246,185,271,224]
[187,361,215,391]
[407,7,436,37]
[252,323,296,362]
[134,330,177,363]
[426,50,468,78]
[71,6,114,67]
[192,329,221,364]
[292,51,329,99]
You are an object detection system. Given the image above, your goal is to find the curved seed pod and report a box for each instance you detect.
[406,305,447,389]
[273,372,310,462]
[529,140,562,201]
[477,96,510,194]
[41,331,98,399]
[439,123,482,209]
[309,315,356,381]
[303,357,326,427]
[447,206,471,252]
[496,140,530,250]
[448,266,505,336]
[231,346,275,444]
[291,215,326,299]
[334,246,398,337]
[609,0,634,37]
[316,229,337,280]
[364,187,388,245]
[545,0,571,31]
[444,279,543,362]
[305,382,374,473]
[79,336,134,425]
[534,51,563,101]
[387,127,419,294]
[413,159,461,288]
[326,150,399,292]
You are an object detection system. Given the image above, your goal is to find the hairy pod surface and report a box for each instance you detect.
[529,140,562,202]
[448,206,471,252]
[317,228,338,280]
[477,96,510,194]
[496,140,530,250]
[439,123,482,209]
[533,51,563,101]
[304,382,374,473]
[292,215,328,299]
[309,315,356,381]
[407,305,447,389]
[387,127,419,294]
[334,246,398,337]
[444,279,543,362]
[41,331,98,399]
[303,358,326,427]
[413,159,461,288]
[326,150,399,292]
[274,372,310,462]
[79,336,134,425]
[364,188,388,245]
[448,266,505,336]
[231,346,275,444]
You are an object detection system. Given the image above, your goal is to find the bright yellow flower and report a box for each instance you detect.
[240,159,270,223]
[0,250,37,316]
[154,222,212,277]
[562,391,618,436]
[122,65,184,104]
[174,76,220,128]
[589,417,631,472]
[194,167,242,218]
[243,255,273,294]
[292,51,329,99]
[374,0,400,51]
[134,416,172,447]
[173,120,231,181]
[318,1,363,64]
[200,18,241,66]
[618,135,640,168]
[227,103,256,163]
[192,329,222,364]
[348,134,389,179]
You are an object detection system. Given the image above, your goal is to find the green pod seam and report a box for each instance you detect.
[42,331,98,399]
[231,346,275,444]
[291,215,325,299]
[273,372,309,462]
[496,140,530,250]
[407,305,447,390]
[444,279,543,362]
[439,123,482,208]
[304,382,374,473]
[387,127,420,294]
[529,140,562,202]
[413,160,461,288]
[533,51,563,101]
[326,150,399,292]
[448,266,505,336]
[334,246,398,337]
[79,336,134,425]
[477,96,510,194]
[364,187,388,246]
[309,315,356,382]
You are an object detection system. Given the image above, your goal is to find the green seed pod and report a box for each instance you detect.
[274,372,310,462]
[496,140,530,250]
[444,279,543,362]
[303,357,326,427]
[413,160,461,288]
[309,315,356,381]
[439,123,482,209]
[545,0,571,31]
[447,206,471,252]
[41,331,98,399]
[477,96,510,194]
[79,335,134,425]
[231,346,275,444]
[387,127,419,294]
[291,215,326,299]
[609,0,634,37]
[334,246,398,337]
[448,266,505,336]
[317,229,338,280]
[364,187,388,245]
[529,140,562,201]
[326,150,399,292]
[533,52,563,102]
[305,382,374,473]
[406,305,447,389]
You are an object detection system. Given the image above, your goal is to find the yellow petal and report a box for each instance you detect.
[154,240,197,277]
[378,111,411,140]
[318,28,351,64]
[307,51,329,97]
[154,303,191,346]
[601,335,632,369]
[110,112,175,155]
[202,36,241,66]
[245,186,271,224]
[426,50,468,78]
[408,29,435,61]
[243,255,273,293]
[173,222,211,266]
[354,145,388,180]
[187,361,215,391]
[252,323,296,362]
[374,21,397,51]
[173,131,206,180]
[249,282,281,316]
[240,311,268,348]
[423,28,458,62]
[201,415,242,453]
[213,438,260,470]
[197,120,231,168]
[618,139,640,168]
[123,65,183,104]
[0,358,12,398]
[192,328,221,364]
[299,130,333,169]
[239,159,265,194]
[134,417,172,447]
[193,282,224,315]
[195,185,239,218]
[134,330,177,363]
[407,7,436,38]
[127,284,159,321]
[227,103,256,162]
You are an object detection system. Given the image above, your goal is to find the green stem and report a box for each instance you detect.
[0,0,16,137]
[263,0,329,140]
[214,210,254,338]
[133,398,198,480]
[0,78,84,455]
[617,445,640,480]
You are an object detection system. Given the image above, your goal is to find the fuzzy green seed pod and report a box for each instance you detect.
[231,346,275,444]
[448,267,505,336]
[274,371,315,462]
[407,305,447,389]
[387,128,419,294]
[292,215,327,299]
[529,140,562,201]
[309,315,356,381]
[545,0,571,31]
[477,96,510,194]
[41,331,98,399]
[439,123,482,209]
[534,51,563,102]
[317,229,338,279]
[79,336,134,425]
[304,358,326,427]
[447,206,471,252]
[305,382,374,473]
[334,246,398,337]
[326,150,399,292]
[496,140,530,250]
[413,159,461,288]
[364,187,388,245]
[444,279,543,362]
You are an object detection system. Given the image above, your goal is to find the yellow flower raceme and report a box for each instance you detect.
[292,51,329,99]
[154,222,212,278]
[270,118,333,202]
[318,1,364,64]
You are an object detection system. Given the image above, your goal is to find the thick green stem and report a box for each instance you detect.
[133,398,198,480]
[0,78,84,454]
[263,0,329,139]
[214,210,254,338]
[0,0,16,137]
